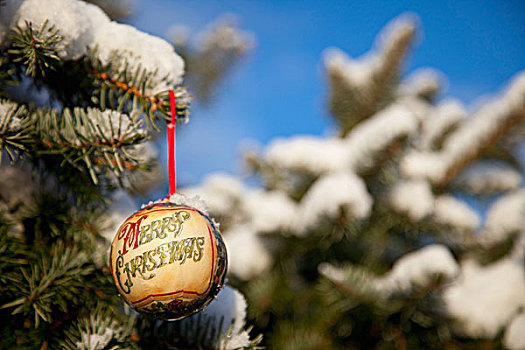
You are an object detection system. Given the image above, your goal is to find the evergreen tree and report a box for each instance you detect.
[182,16,525,349]
[2,1,525,349]
[0,0,259,349]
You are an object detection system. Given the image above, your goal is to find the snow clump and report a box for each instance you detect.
[2,0,184,94]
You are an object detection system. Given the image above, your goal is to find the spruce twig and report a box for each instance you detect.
[8,20,62,77]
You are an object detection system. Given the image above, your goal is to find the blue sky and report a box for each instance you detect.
[128,0,525,187]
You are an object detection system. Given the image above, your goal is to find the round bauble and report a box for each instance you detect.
[110,202,227,320]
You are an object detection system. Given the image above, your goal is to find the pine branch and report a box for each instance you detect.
[32,106,147,184]
[137,294,263,349]
[439,108,524,188]
[325,17,416,135]
[176,17,254,105]
[0,100,32,163]
[318,263,388,309]
[0,233,35,300]
[8,20,62,78]
[0,54,17,97]
[269,322,329,349]
[1,242,94,327]
[60,307,138,350]
[0,101,152,186]
[402,72,525,188]
[86,49,191,130]
[16,48,191,132]
[4,26,191,132]
[243,149,319,201]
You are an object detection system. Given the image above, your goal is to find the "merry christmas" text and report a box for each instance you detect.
[115,236,206,294]
[117,211,191,256]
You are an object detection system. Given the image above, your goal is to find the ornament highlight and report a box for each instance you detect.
[110,201,227,320]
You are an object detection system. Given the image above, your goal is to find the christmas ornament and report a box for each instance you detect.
[110,199,227,320]
[110,91,227,320]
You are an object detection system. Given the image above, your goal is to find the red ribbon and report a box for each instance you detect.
[167,90,177,196]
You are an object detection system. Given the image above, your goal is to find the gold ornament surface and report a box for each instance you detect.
[110,202,227,320]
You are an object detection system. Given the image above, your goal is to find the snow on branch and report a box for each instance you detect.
[2,0,184,94]
[34,106,147,183]
[398,68,444,101]
[242,190,297,233]
[318,262,379,302]
[182,173,246,218]
[196,16,254,54]
[38,107,145,148]
[224,225,272,280]
[320,245,460,300]
[324,15,416,133]
[171,16,254,104]
[73,311,130,350]
[388,179,434,221]
[401,71,525,186]
[442,258,525,338]
[0,99,27,132]
[262,103,418,178]
[143,286,260,349]
[481,190,525,247]
[453,161,522,195]
[504,313,525,350]
[295,172,372,233]
[432,195,480,233]
[264,135,347,176]
[0,100,35,162]
[418,99,467,151]
[374,244,459,296]
[177,286,254,349]
[439,72,525,185]
[344,103,417,173]
[400,150,447,184]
